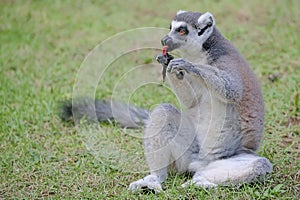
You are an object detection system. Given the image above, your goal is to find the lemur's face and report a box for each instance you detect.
[161,11,215,55]
[161,20,198,52]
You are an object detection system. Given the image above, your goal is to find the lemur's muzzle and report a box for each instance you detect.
[160,35,179,52]
[161,35,171,46]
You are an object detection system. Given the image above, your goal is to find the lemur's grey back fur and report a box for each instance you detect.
[202,29,230,63]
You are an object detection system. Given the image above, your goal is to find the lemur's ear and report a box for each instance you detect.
[177,10,187,15]
[198,12,215,27]
[197,12,215,36]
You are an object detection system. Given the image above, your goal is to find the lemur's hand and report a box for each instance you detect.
[167,58,194,80]
[156,53,171,66]
[156,53,174,82]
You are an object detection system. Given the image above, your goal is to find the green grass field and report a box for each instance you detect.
[1,0,299,199]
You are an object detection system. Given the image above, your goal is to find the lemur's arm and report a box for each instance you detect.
[168,58,243,103]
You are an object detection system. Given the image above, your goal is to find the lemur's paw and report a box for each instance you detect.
[156,53,169,66]
[167,58,194,80]
[181,177,217,189]
[129,175,162,193]
[156,53,173,66]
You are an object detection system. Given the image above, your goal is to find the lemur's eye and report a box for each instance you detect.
[179,29,186,35]
[175,26,188,35]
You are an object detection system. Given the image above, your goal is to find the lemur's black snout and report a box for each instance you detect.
[161,35,172,46]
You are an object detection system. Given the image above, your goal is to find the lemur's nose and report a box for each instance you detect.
[161,35,171,46]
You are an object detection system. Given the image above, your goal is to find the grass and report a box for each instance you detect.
[0,0,299,199]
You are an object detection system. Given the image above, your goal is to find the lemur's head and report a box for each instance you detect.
[161,11,215,54]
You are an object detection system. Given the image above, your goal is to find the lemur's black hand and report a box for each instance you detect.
[156,53,174,82]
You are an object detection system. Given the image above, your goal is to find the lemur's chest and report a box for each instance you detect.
[180,49,209,65]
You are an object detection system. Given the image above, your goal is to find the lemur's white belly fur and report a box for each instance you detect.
[188,88,242,160]
[167,61,242,161]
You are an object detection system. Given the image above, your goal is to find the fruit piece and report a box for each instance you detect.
[162,46,168,55]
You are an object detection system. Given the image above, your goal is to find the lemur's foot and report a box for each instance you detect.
[167,58,194,80]
[181,175,217,189]
[129,175,162,193]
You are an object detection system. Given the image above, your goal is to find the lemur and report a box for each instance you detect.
[128,11,272,191]
[60,11,272,192]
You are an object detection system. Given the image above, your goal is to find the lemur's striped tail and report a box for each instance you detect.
[59,98,149,128]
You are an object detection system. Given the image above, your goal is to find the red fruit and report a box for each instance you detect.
[162,46,168,55]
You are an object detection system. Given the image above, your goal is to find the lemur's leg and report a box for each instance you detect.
[183,153,272,188]
[129,103,197,192]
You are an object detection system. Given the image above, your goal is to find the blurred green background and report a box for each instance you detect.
[0,0,299,199]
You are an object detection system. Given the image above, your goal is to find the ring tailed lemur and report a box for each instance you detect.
[60,11,272,192]
[128,11,272,191]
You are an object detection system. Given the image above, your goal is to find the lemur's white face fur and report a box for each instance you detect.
[161,11,215,61]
